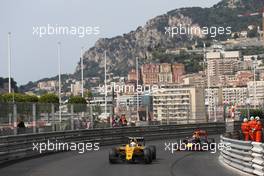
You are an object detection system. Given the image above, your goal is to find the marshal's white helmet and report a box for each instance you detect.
[250,116,255,121]
[255,116,260,120]
[243,118,248,122]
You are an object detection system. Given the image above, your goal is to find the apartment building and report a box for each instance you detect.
[127,68,140,82]
[141,64,159,85]
[172,63,185,83]
[204,87,224,122]
[37,80,58,91]
[247,81,264,107]
[206,51,240,86]
[152,85,206,124]
[158,63,173,84]
[141,63,185,85]
[222,87,248,106]
[71,81,84,96]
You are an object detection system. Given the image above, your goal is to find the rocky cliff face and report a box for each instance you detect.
[77,0,264,78]
[21,0,264,92]
[77,12,196,77]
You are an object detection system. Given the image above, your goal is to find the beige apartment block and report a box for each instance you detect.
[206,51,240,87]
[222,87,248,106]
[152,85,206,124]
[247,81,264,107]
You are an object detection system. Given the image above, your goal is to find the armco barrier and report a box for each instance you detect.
[0,122,225,165]
[220,135,264,176]
[252,142,264,176]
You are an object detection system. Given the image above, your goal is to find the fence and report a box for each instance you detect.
[0,102,244,137]
[220,135,264,176]
[0,102,100,136]
[0,122,225,165]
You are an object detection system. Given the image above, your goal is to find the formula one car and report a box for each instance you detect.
[109,137,156,164]
[179,129,215,151]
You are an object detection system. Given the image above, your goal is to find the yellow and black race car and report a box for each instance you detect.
[109,137,156,164]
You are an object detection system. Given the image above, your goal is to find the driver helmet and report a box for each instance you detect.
[250,116,255,121]
[130,141,136,147]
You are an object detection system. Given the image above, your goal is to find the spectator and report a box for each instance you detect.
[17,116,26,134]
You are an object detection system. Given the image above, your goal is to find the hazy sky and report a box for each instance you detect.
[0,0,221,85]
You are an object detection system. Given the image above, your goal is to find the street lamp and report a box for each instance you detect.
[136,57,139,122]
[246,98,250,119]
[7,32,12,93]
[57,42,62,129]
[223,101,228,123]
[80,47,84,98]
[253,57,257,109]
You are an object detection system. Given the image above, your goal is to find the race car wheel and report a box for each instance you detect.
[208,138,215,143]
[144,148,152,164]
[148,145,156,160]
[109,148,118,164]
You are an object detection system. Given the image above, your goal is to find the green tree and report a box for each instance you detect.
[1,93,26,102]
[240,109,264,119]
[68,96,87,104]
[233,33,239,39]
[68,96,87,113]
[24,94,39,102]
[84,91,93,101]
[39,93,59,113]
[247,28,258,38]
[0,93,39,116]
[39,93,59,104]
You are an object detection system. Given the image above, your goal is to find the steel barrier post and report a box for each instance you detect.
[90,104,93,129]
[32,103,36,133]
[51,104,55,131]
[71,104,74,130]
[13,103,17,135]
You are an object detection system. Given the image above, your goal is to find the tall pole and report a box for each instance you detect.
[206,44,211,121]
[57,42,62,128]
[203,42,206,75]
[262,12,264,41]
[136,57,139,121]
[253,58,257,109]
[8,32,11,93]
[104,51,107,117]
[81,47,84,97]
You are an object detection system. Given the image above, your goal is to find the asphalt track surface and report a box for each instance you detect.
[0,136,240,176]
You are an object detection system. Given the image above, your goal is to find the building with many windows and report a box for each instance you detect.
[247,81,264,107]
[140,63,185,85]
[152,85,206,124]
[206,51,240,86]
[222,87,248,106]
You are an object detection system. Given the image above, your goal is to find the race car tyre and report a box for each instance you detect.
[109,148,118,164]
[208,138,215,144]
[207,138,216,150]
[183,138,188,144]
[148,145,156,160]
[144,148,152,164]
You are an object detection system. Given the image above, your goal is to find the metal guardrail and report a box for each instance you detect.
[252,142,264,176]
[0,122,225,165]
[220,135,264,176]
